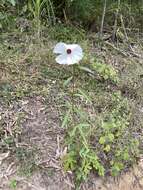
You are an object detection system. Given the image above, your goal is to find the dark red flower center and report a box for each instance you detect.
[67,49,72,54]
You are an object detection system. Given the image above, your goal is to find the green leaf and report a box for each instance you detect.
[7,0,16,6]
[111,162,124,176]
[108,133,114,142]
[98,165,105,176]
[61,109,71,128]
[75,89,92,104]
[79,147,89,157]
[9,179,17,189]
[78,66,94,75]
[99,136,106,144]
[77,123,90,149]
[63,152,77,171]
[63,76,73,88]
[123,151,130,161]
[104,144,111,152]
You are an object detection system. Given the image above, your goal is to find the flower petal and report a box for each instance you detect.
[67,56,74,65]
[73,45,83,55]
[53,42,66,54]
[71,53,83,64]
[54,43,83,65]
[68,44,83,63]
[55,54,72,65]
[67,44,83,53]
[70,45,83,64]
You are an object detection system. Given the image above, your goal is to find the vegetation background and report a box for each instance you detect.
[0,0,143,190]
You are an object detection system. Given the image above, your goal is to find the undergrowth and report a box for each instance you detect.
[61,67,139,186]
[0,25,142,188]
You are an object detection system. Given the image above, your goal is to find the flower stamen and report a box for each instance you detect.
[67,49,72,54]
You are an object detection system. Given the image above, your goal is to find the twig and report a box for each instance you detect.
[63,9,69,24]
[129,46,143,58]
[120,14,128,42]
[104,41,128,57]
[0,152,10,165]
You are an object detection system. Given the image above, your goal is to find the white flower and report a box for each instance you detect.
[53,42,83,65]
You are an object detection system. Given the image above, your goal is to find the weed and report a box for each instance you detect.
[92,60,119,83]
[0,11,15,31]
[28,0,55,36]
[61,72,139,186]
[0,30,142,188]
[9,179,17,189]
[63,123,105,185]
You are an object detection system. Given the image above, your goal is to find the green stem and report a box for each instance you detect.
[72,65,75,126]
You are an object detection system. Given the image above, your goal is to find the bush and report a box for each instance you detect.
[1,0,143,32]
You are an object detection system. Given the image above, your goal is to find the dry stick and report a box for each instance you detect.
[120,14,129,42]
[104,41,127,57]
[99,0,107,40]
[112,0,120,42]
[63,9,69,24]
[105,41,142,61]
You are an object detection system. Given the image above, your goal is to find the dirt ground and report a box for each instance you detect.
[0,96,143,190]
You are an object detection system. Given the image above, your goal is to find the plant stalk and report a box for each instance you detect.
[72,65,75,126]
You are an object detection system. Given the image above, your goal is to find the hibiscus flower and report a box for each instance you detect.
[53,42,83,65]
